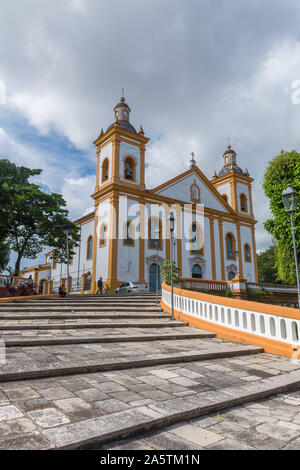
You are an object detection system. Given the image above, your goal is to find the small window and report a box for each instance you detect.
[192,264,202,279]
[148,218,161,250]
[226,233,236,260]
[102,159,109,183]
[240,194,247,212]
[124,221,134,246]
[244,244,251,263]
[190,223,204,255]
[99,224,107,247]
[87,236,93,259]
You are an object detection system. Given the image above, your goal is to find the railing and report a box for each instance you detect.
[0,275,32,288]
[161,283,300,358]
[246,282,298,294]
[181,278,228,292]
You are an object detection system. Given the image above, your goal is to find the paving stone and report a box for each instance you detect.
[28,408,70,428]
[0,432,54,450]
[0,405,23,422]
[0,417,36,437]
[95,399,131,413]
[75,388,108,402]
[142,431,204,450]
[207,437,255,450]
[255,437,290,450]
[170,424,224,447]
[3,386,40,401]
[39,386,74,400]
[149,369,179,379]
[16,398,52,413]
[54,398,92,414]
[256,422,300,441]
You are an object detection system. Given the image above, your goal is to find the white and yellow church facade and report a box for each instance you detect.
[22,97,259,293]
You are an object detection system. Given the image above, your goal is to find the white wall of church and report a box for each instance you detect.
[96,199,110,282]
[117,197,140,282]
[240,225,255,282]
[222,221,238,280]
[215,182,231,206]
[213,220,222,280]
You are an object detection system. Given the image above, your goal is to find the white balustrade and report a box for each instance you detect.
[162,287,300,347]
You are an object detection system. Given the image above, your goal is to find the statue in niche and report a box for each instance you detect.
[125,161,133,180]
[192,185,199,201]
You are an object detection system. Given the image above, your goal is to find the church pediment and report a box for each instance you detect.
[151,167,234,214]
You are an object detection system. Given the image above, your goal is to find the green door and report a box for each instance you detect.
[149,263,161,293]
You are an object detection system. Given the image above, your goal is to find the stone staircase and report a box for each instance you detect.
[0,293,299,450]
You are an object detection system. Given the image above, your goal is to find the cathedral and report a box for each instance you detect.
[21,97,258,293]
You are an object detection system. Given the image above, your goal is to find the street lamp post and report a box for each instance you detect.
[169,212,175,321]
[154,228,160,305]
[63,224,73,294]
[281,184,300,309]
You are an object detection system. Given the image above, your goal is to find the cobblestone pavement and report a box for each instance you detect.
[99,390,300,450]
[0,351,299,449]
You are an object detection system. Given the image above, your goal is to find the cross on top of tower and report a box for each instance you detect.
[190,152,196,169]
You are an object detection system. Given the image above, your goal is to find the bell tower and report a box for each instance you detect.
[211,145,254,218]
[93,96,149,193]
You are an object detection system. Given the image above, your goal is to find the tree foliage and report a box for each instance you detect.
[0,238,10,272]
[161,259,180,285]
[263,150,300,284]
[0,159,80,275]
[257,245,280,284]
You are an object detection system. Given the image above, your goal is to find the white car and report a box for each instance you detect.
[116,282,148,294]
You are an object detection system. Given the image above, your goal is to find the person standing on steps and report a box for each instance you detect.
[96,277,103,296]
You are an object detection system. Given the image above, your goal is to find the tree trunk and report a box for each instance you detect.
[14,253,23,276]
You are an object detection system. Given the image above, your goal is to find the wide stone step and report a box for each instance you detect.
[3,330,216,347]
[0,320,187,330]
[45,370,300,450]
[0,344,263,382]
[0,313,168,320]
[0,306,163,313]
[4,300,161,306]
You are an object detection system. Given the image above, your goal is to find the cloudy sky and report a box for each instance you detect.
[1,0,300,269]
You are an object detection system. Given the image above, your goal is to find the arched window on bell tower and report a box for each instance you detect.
[123,156,136,182]
[102,158,109,183]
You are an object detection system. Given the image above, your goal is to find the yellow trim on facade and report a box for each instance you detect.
[209,216,216,280]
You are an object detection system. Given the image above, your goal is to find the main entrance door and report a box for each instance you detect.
[149,263,161,292]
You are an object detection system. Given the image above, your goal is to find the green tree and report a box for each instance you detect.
[0,159,80,275]
[0,238,10,272]
[257,245,280,284]
[161,259,180,286]
[263,150,300,284]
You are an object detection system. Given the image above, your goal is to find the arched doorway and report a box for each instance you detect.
[228,271,236,281]
[149,263,161,293]
[192,264,203,279]
[84,272,92,291]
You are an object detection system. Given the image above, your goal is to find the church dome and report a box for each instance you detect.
[106,96,137,134]
[217,145,245,177]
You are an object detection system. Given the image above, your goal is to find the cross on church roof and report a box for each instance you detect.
[190,152,196,168]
